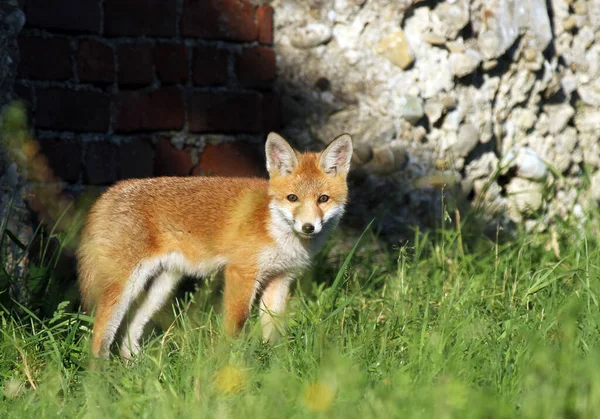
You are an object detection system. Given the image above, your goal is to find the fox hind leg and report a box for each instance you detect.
[91,268,154,358]
[120,270,181,358]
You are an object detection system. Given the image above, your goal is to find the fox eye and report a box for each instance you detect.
[318,195,329,203]
[287,194,298,202]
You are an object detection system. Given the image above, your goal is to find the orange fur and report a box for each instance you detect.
[77,132,352,358]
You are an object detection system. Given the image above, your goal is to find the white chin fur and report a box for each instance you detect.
[269,201,345,239]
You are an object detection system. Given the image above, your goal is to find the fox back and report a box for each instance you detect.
[77,132,353,358]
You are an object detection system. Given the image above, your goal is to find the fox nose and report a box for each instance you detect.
[302,223,315,234]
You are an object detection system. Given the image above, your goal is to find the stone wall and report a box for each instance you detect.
[270,0,600,238]
[12,0,279,186]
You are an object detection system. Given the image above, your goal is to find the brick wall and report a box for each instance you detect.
[13,0,278,186]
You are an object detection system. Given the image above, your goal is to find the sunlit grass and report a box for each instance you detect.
[0,214,599,418]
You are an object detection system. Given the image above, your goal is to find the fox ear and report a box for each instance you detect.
[319,134,353,177]
[266,132,298,177]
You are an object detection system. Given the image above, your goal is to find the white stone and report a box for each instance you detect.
[402,95,424,125]
[507,177,544,213]
[544,104,575,134]
[515,147,547,181]
[424,100,444,124]
[432,0,470,40]
[465,152,499,180]
[449,49,482,77]
[451,123,479,157]
[291,23,333,49]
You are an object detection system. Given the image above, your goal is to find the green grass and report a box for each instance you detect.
[2,216,600,418]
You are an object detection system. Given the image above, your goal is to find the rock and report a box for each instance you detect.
[507,177,544,214]
[544,104,575,134]
[573,0,587,15]
[477,0,552,60]
[424,100,444,124]
[314,108,362,144]
[422,32,446,46]
[557,127,578,154]
[402,95,424,125]
[563,16,577,32]
[432,1,470,40]
[523,0,553,52]
[482,60,498,71]
[561,74,577,95]
[443,110,463,132]
[449,49,482,77]
[2,6,25,36]
[291,23,333,48]
[451,123,479,157]
[465,152,499,180]
[375,30,415,69]
[515,147,547,181]
[534,113,550,136]
[474,179,502,200]
[580,134,600,168]
[577,78,600,107]
[441,95,457,110]
[515,108,537,131]
[359,119,396,146]
[435,158,451,170]
[478,31,505,61]
[352,143,373,164]
[414,47,453,98]
[461,177,474,195]
[575,107,600,132]
[365,141,408,174]
[413,126,427,142]
[591,171,600,203]
[446,40,466,54]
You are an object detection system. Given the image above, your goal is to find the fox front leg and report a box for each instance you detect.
[222,264,260,336]
[259,274,295,342]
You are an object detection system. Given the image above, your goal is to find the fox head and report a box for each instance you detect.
[265,132,353,240]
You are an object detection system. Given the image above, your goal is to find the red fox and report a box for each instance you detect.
[77,132,353,358]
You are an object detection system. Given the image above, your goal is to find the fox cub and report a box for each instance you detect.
[77,132,353,358]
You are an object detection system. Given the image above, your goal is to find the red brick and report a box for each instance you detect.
[104,0,178,36]
[192,46,229,86]
[77,40,114,83]
[189,92,262,133]
[256,6,274,45]
[153,44,188,84]
[181,0,257,41]
[115,87,185,132]
[154,137,194,176]
[118,44,154,86]
[119,139,155,179]
[262,93,281,132]
[236,46,276,88]
[36,88,110,132]
[38,139,82,183]
[194,142,266,178]
[85,142,118,185]
[24,0,101,33]
[18,37,71,81]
